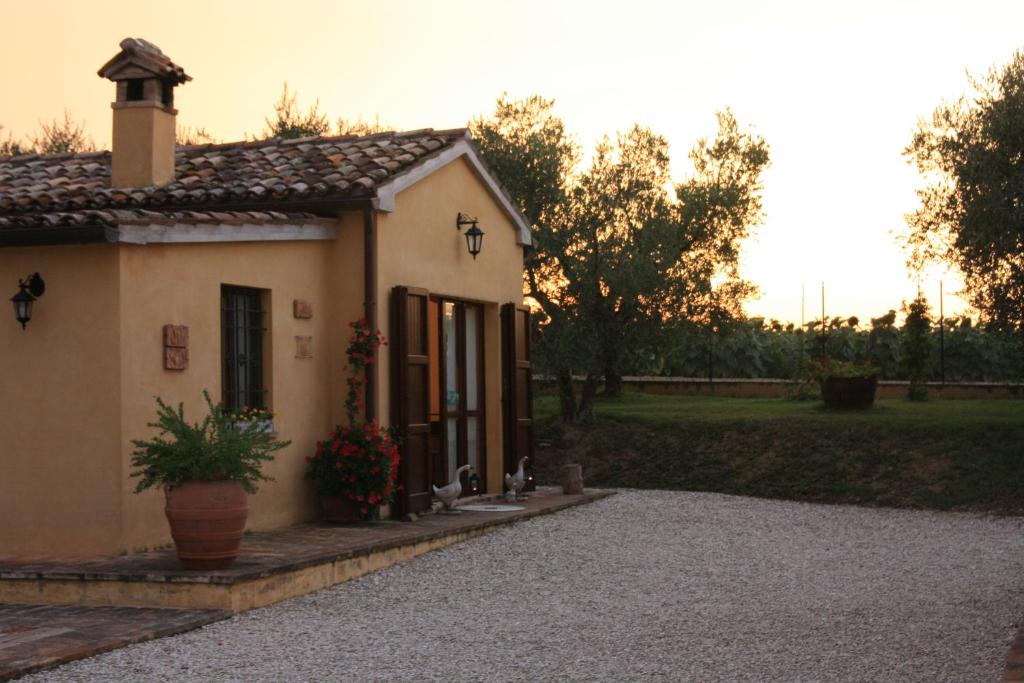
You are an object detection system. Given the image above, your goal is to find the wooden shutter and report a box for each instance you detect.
[502,303,534,491]
[392,286,433,514]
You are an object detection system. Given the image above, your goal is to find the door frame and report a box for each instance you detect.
[391,286,433,515]
[502,303,534,491]
[434,296,487,495]
[393,286,491,515]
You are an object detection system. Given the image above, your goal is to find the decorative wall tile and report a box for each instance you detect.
[295,335,313,359]
[163,324,188,348]
[164,347,189,371]
[293,299,313,319]
[163,324,188,370]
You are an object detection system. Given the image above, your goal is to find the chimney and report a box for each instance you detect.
[97,38,191,188]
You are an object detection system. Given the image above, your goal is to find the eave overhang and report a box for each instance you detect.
[371,137,533,247]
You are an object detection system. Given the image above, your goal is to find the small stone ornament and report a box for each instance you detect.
[433,464,472,513]
[504,456,529,501]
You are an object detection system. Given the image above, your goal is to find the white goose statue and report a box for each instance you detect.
[505,456,529,501]
[433,464,472,512]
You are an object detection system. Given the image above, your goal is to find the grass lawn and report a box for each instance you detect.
[534,392,1024,513]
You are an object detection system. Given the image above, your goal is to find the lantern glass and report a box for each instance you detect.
[469,472,481,495]
[11,289,34,329]
[465,224,484,259]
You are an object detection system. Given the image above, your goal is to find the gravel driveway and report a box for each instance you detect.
[28,490,1024,682]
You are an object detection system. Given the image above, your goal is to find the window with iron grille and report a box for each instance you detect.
[221,285,266,412]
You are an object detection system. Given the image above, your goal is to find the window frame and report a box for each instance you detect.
[221,285,268,412]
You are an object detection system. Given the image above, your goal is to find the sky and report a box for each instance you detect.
[2,0,1021,325]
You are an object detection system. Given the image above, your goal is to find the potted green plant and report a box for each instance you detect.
[130,391,291,569]
[307,319,399,522]
[810,356,880,408]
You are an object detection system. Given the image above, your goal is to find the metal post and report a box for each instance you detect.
[708,310,714,384]
[939,280,945,385]
[800,283,805,372]
[362,206,378,421]
[708,330,713,383]
[801,283,806,331]
[820,282,826,357]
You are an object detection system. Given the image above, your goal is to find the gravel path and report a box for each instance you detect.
[28,490,1024,682]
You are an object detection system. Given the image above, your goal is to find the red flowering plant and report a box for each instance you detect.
[306,318,399,519]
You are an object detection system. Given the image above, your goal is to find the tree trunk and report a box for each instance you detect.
[603,362,623,397]
[556,371,577,424]
[599,320,625,397]
[575,375,598,424]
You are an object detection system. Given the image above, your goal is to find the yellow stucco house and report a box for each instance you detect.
[0,39,535,557]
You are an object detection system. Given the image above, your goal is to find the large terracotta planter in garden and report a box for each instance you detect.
[165,480,249,570]
[821,375,878,409]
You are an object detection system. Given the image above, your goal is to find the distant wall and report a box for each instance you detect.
[542,376,1024,400]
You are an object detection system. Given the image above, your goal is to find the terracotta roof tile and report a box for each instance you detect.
[98,38,191,84]
[0,208,323,230]
[0,129,469,222]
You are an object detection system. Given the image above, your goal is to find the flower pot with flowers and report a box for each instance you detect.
[811,357,880,409]
[130,391,291,569]
[229,406,276,434]
[307,318,400,522]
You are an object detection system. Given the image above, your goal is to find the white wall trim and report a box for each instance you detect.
[373,138,533,246]
[115,221,338,245]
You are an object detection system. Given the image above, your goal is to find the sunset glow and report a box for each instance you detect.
[3,0,1022,324]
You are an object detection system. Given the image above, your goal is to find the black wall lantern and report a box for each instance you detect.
[11,273,45,330]
[469,472,482,496]
[456,212,485,259]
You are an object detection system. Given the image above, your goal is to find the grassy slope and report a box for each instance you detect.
[534,393,1024,513]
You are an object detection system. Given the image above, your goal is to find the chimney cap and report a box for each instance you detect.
[98,37,191,84]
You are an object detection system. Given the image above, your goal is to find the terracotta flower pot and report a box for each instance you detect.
[319,495,360,523]
[164,480,248,570]
[821,375,878,409]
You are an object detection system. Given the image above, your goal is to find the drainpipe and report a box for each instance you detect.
[362,205,378,422]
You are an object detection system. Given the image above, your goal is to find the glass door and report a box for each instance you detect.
[437,299,485,493]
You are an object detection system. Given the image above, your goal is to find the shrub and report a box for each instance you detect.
[130,390,290,493]
[810,356,879,381]
[901,295,933,400]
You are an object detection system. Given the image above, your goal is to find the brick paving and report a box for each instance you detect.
[0,603,229,681]
[0,488,610,680]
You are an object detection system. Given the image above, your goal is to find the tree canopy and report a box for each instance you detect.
[336,114,390,137]
[0,125,29,157]
[0,111,95,157]
[471,95,770,420]
[471,95,584,418]
[905,50,1024,333]
[261,83,390,140]
[261,83,332,139]
[177,126,217,146]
